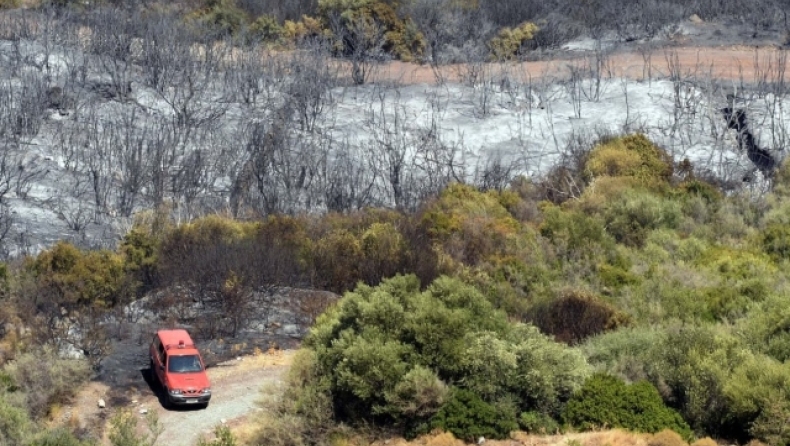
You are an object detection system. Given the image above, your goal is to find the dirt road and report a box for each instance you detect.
[368,45,790,85]
[64,350,294,446]
[152,351,293,446]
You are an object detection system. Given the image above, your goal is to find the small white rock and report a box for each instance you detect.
[97,399,105,409]
[236,356,242,361]
[220,418,227,424]
[131,400,138,404]
[139,408,148,414]
[477,437,485,445]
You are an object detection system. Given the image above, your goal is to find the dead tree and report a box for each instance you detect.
[721,96,780,180]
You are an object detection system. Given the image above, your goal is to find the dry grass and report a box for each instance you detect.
[690,438,717,446]
[208,347,295,380]
[368,429,655,446]
[647,430,688,446]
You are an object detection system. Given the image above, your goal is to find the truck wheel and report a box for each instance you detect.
[162,389,171,409]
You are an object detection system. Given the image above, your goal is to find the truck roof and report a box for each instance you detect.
[157,329,199,354]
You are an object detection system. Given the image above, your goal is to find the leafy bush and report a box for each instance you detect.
[585,134,673,186]
[489,22,538,60]
[562,374,692,439]
[429,388,518,441]
[3,348,91,419]
[0,0,20,9]
[318,0,425,61]
[581,326,665,381]
[0,395,32,446]
[601,189,683,247]
[108,408,162,446]
[518,410,561,434]
[300,275,589,434]
[762,222,790,261]
[30,241,127,307]
[198,425,238,446]
[249,14,284,42]
[421,184,521,267]
[28,428,93,446]
[539,204,616,262]
[189,0,250,35]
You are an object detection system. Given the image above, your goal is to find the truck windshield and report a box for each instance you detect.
[168,354,203,373]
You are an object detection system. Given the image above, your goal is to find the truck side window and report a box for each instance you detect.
[158,341,165,361]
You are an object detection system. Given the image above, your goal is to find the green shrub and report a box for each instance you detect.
[737,295,790,362]
[31,241,127,307]
[581,326,664,382]
[310,228,363,292]
[189,0,250,35]
[601,189,683,247]
[519,410,561,434]
[598,262,641,290]
[762,222,790,261]
[318,0,425,61]
[302,275,589,433]
[198,425,238,446]
[4,349,91,419]
[539,204,616,262]
[421,184,520,267]
[429,388,518,442]
[489,22,538,60]
[585,134,673,186]
[249,14,283,42]
[0,395,31,446]
[108,408,161,446]
[28,428,93,446]
[562,374,692,439]
[120,227,160,293]
[0,0,21,9]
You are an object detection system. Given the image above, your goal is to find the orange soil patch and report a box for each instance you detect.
[366,46,790,85]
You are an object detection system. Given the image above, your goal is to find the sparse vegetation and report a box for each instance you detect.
[2,0,790,444]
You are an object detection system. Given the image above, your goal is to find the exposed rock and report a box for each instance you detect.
[139,408,148,414]
[689,14,703,23]
[97,398,105,409]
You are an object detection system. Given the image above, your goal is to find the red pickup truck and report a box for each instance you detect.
[149,329,211,408]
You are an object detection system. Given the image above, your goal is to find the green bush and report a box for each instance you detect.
[30,241,127,307]
[518,410,561,435]
[429,388,518,442]
[581,326,664,382]
[249,14,283,42]
[0,395,32,446]
[190,0,250,35]
[198,425,238,446]
[3,349,91,419]
[28,428,93,446]
[562,373,692,439]
[585,134,673,186]
[421,184,521,267]
[108,408,161,446]
[489,22,538,60]
[301,275,589,433]
[539,204,616,262]
[762,222,790,261]
[601,189,683,247]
